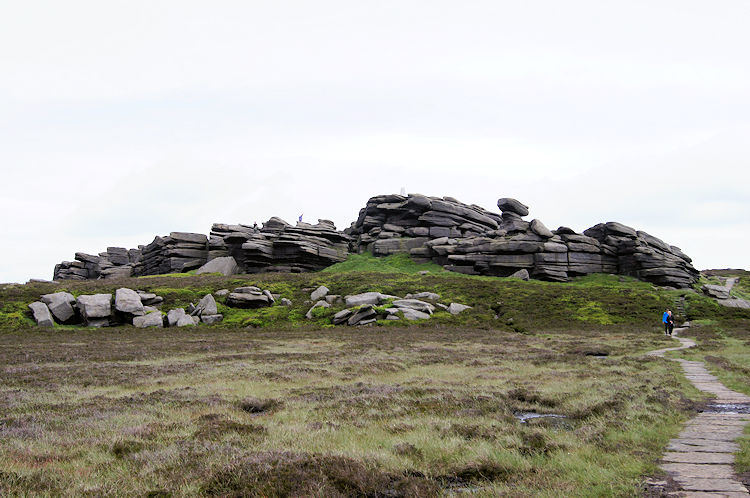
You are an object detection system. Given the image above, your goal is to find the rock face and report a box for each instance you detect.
[348,194,699,288]
[138,232,209,276]
[209,218,350,273]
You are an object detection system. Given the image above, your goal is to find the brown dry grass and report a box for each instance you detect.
[0,325,704,496]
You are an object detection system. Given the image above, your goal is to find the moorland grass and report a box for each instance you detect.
[1,256,749,495]
[0,325,708,496]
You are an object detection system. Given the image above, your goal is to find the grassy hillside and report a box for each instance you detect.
[2,254,746,333]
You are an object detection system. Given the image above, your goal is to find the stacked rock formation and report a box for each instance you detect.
[53,247,142,280]
[137,232,209,276]
[346,194,502,256]
[348,194,699,288]
[208,218,350,273]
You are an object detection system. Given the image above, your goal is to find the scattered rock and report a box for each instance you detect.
[133,313,164,328]
[392,299,435,314]
[401,308,431,320]
[447,303,472,315]
[40,292,77,323]
[28,301,54,327]
[344,292,397,307]
[305,301,330,319]
[347,305,378,326]
[332,308,354,325]
[310,285,330,302]
[76,294,112,323]
[226,288,273,308]
[509,269,530,281]
[195,294,218,316]
[115,288,145,317]
[406,292,440,301]
[280,298,293,306]
[214,289,230,297]
[200,314,224,324]
[167,308,187,327]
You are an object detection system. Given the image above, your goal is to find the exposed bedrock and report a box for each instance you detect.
[347,193,699,288]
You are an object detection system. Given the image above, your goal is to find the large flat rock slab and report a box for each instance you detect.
[662,452,735,464]
[671,477,748,493]
[660,463,735,479]
[667,441,740,453]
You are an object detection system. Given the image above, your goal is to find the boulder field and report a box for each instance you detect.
[51,193,700,289]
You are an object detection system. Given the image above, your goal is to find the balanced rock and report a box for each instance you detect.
[497,198,530,217]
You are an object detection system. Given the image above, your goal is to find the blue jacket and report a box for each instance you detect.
[662,311,669,323]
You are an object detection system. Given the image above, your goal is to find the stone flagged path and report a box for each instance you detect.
[648,327,750,496]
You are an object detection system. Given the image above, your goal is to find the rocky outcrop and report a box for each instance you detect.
[138,232,209,276]
[49,193,699,288]
[349,194,699,288]
[54,247,141,281]
[346,194,502,255]
[209,218,350,273]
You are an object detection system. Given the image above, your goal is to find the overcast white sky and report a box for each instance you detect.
[2,1,748,283]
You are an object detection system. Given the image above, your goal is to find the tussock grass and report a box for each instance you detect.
[0,326,706,496]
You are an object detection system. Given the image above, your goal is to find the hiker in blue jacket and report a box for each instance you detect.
[662,309,673,335]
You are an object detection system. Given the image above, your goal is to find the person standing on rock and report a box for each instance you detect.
[662,309,671,335]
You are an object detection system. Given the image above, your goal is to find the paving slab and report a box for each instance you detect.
[650,328,750,496]
[667,441,740,453]
[681,492,750,497]
[662,452,735,464]
[661,463,735,479]
[672,477,748,492]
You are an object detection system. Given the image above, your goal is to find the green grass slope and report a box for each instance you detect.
[2,253,747,332]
